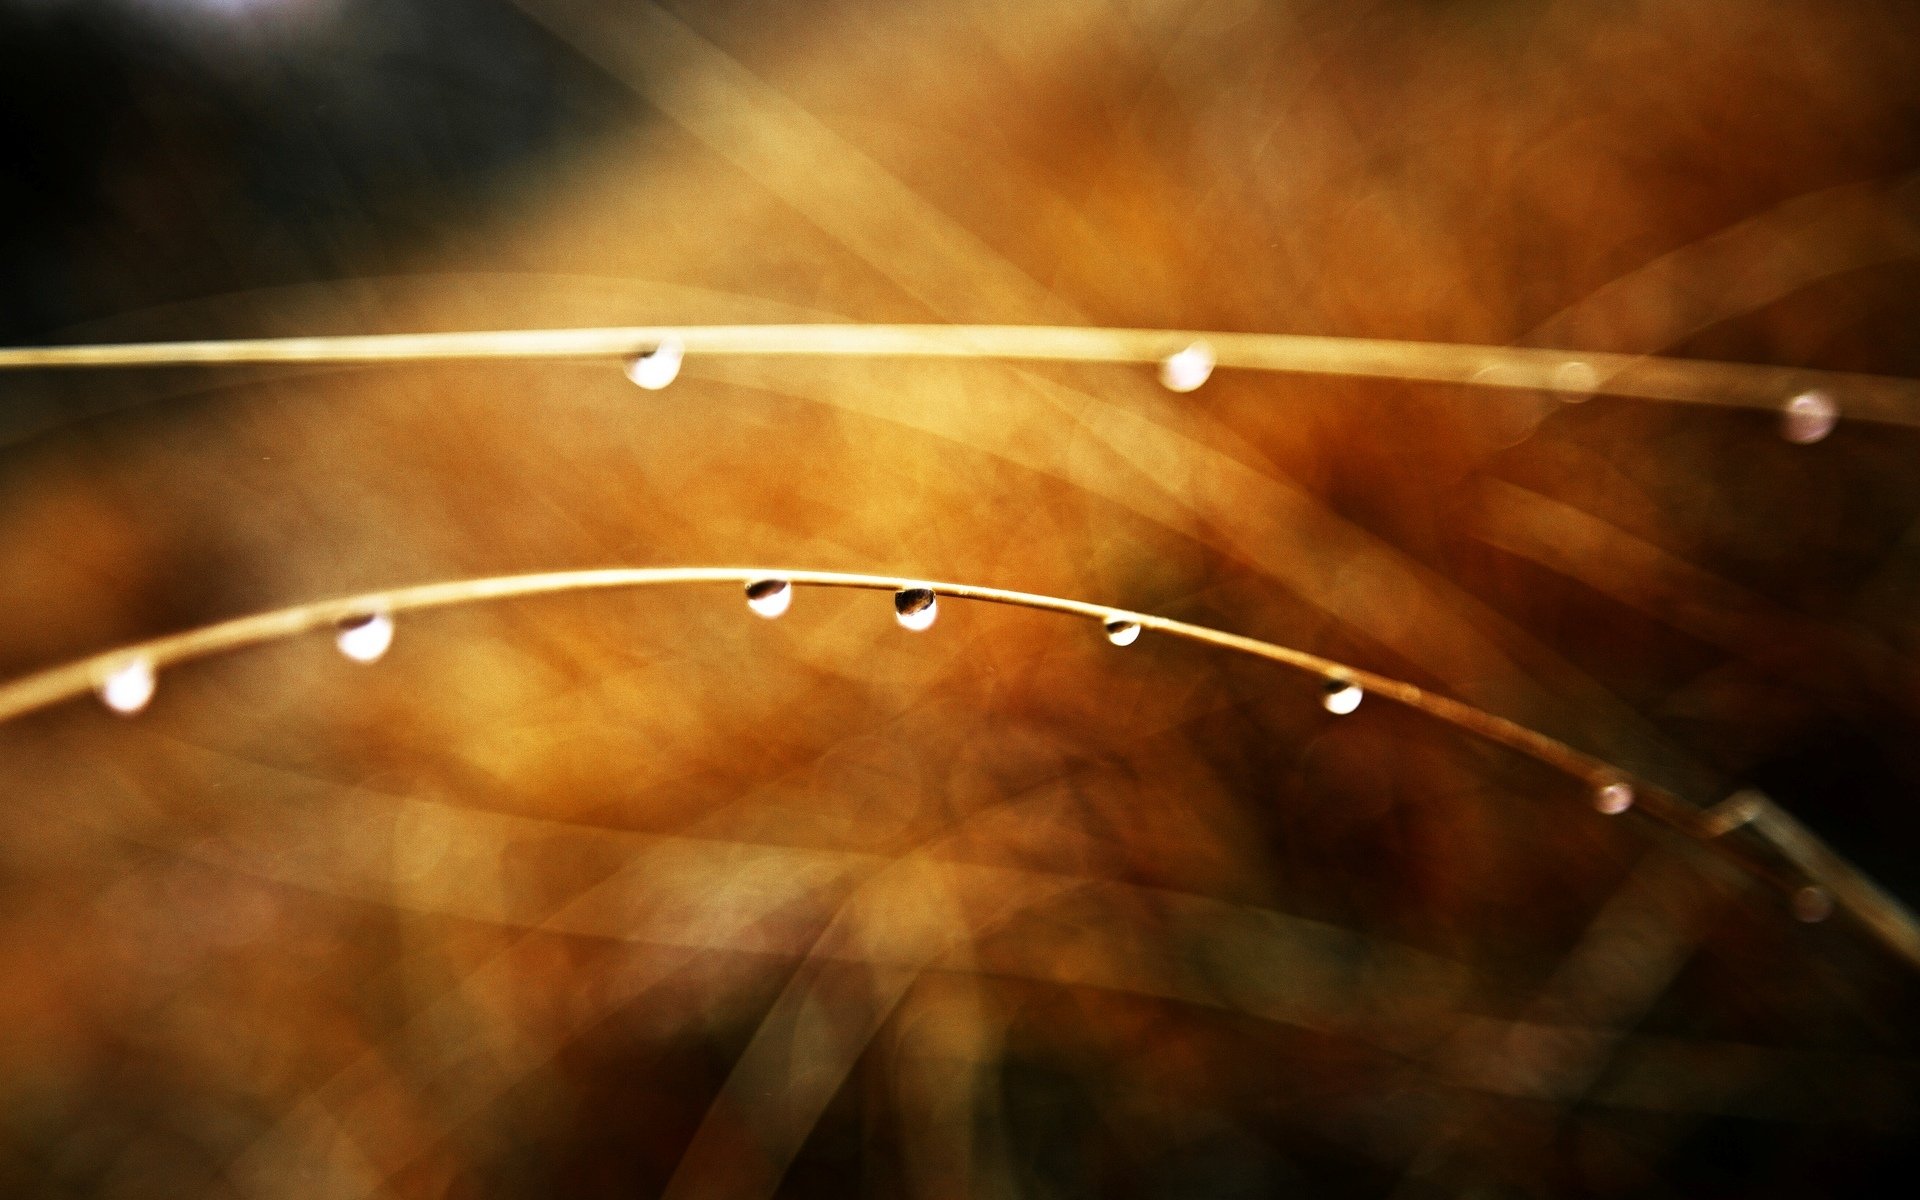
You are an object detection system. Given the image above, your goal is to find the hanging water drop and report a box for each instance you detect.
[894,587,938,631]
[1158,341,1215,393]
[1593,780,1635,815]
[1321,679,1362,715]
[97,657,156,715]
[625,337,684,390]
[745,578,792,619]
[1792,885,1833,924]
[1780,390,1836,444]
[1553,359,1599,401]
[336,610,394,663]
[1103,618,1141,647]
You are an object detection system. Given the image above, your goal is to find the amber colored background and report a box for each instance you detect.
[3,1,1920,1196]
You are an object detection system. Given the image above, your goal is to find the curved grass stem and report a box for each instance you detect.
[0,565,1911,968]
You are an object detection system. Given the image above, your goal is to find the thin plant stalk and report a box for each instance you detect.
[3,325,1918,424]
[0,565,1910,967]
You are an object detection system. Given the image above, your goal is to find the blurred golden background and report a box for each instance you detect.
[2,0,1919,1195]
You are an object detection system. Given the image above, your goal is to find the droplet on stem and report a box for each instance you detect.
[1781,390,1836,444]
[98,657,156,715]
[1593,781,1634,815]
[1553,359,1600,401]
[625,337,684,390]
[1792,885,1833,924]
[894,587,938,632]
[335,610,394,663]
[1470,363,1520,389]
[1158,341,1215,393]
[1103,618,1141,646]
[745,578,792,619]
[1321,679,1362,715]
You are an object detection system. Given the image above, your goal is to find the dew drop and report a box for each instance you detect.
[335,610,394,663]
[1553,359,1600,401]
[97,657,156,715]
[1781,390,1836,445]
[1792,885,1833,924]
[1321,679,1363,715]
[894,587,938,632]
[625,337,684,390]
[1103,618,1141,647]
[1470,362,1521,389]
[1593,781,1635,815]
[745,578,792,619]
[1158,341,1215,393]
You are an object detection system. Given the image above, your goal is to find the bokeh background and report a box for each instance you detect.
[3,0,1920,1195]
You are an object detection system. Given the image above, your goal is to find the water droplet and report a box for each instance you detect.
[1103,618,1141,646]
[1158,341,1215,393]
[894,587,938,632]
[1594,781,1634,815]
[97,657,156,715]
[1792,885,1833,924]
[1781,390,1836,444]
[1471,362,1521,389]
[1321,679,1363,715]
[335,610,394,663]
[625,337,684,390]
[745,578,792,619]
[1553,360,1600,401]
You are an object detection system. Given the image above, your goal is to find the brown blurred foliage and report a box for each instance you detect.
[2,0,1920,1196]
